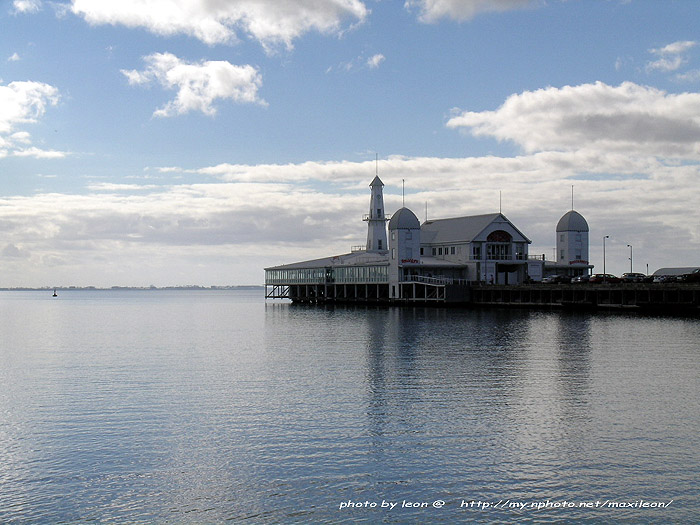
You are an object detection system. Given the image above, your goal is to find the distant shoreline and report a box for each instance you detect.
[0,285,264,291]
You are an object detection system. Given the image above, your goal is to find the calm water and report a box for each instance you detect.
[0,289,698,523]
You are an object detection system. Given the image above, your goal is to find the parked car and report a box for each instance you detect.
[653,274,673,283]
[677,269,700,283]
[542,275,569,284]
[589,273,621,284]
[571,275,590,284]
[621,272,646,283]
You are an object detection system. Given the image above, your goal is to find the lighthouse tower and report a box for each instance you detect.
[365,176,388,252]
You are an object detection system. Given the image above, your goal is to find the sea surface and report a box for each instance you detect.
[0,289,698,523]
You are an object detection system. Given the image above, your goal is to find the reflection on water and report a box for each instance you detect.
[0,291,698,523]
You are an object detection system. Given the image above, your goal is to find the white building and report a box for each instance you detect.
[266,177,543,302]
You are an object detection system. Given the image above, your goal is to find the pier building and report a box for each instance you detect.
[265,177,699,312]
[266,177,544,302]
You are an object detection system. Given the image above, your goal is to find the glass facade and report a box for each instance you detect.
[266,265,388,285]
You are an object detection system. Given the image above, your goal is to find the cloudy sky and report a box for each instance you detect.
[1,0,699,287]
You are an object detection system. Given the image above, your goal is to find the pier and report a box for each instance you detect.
[266,281,700,313]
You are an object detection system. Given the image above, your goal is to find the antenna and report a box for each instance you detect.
[425,201,428,222]
[402,179,405,207]
[571,184,574,210]
[499,191,502,214]
[375,153,378,177]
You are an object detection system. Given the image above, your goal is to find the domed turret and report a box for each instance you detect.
[556,210,589,232]
[389,207,420,231]
[556,210,589,265]
[388,206,421,300]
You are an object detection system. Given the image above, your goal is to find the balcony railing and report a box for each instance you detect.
[468,254,528,261]
[404,275,470,286]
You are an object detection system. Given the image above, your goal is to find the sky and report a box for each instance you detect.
[1,0,699,287]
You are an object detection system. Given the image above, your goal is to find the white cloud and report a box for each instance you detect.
[327,52,385,73]
[0,80,66,157]
[405,0,535,23]
[651,40,697,56]
[676,69,700,83]
[70,0,369,50]
[8,53,21,62]
[12,0,42,14]
[122,53,266,117]
[12,146,67,158]
[446,81,700,158]
[367,53,385,69]
[646,40,697,73]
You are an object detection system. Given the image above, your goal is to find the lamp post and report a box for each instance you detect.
[627,244,633,274]
[603,235,610,281]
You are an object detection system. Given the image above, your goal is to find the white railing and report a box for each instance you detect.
[404,275,470,286]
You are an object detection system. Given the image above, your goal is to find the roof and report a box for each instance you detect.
[653,267,700,276]
[388,207,420,230]
[556,210,589,232]
[265,251,388,270]
[369,175,384,187]
[421,213,531,244]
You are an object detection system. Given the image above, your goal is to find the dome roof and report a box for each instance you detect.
[556,210,589,232]
[388,207,420,230]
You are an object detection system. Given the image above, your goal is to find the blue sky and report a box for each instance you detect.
[1,0,699,286]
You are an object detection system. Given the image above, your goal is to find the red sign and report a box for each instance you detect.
[569,260,589,265]
[401,259,420,264]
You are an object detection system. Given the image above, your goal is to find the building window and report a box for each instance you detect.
[560,234,565,242]
[560,249,565,260]
[473,246,481,259]
[391,231,395,241]
[378,240,383,250]
[432,248,436,256]
[438,247,443,255]
[451,246,456,255]
[377,208,381,217]
[392,248,396,260]
[406,230,412,240]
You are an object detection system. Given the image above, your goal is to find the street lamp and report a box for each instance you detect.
[603,235,610,281]
[627,244,633,274]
